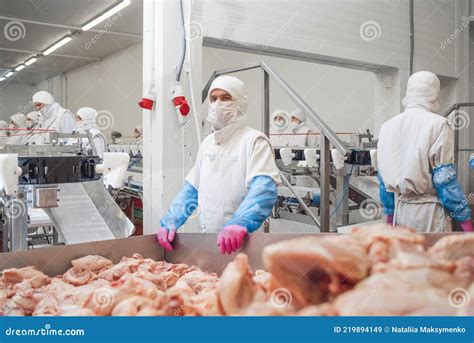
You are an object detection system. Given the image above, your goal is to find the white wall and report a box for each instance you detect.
[202,47,375,137]
[65,43,143,138]
[0,82,36,121]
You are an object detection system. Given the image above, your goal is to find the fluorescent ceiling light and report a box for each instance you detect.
[15,65,25,71]
[5,71,14,78]
[0,77,5,82]
[43,37,72,56]
[82,0,131,31]
[25,57,37,66]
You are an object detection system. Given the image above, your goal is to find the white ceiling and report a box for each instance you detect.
[0,0,142,85]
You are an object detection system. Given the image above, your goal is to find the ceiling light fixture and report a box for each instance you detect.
[25,57,38,66]
[0,77,5,82]
[5,71,14,78]
[15,65,25,71]
[43,36,72,56]
[81,0,131,31]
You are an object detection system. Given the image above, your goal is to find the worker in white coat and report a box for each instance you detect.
[377,71,472,232]
[0,120,9,147]
[157,76,281,254]
[75,107,107,157]
[134,125,143,145]
[288,109,317,147]
[270,109,291,147]
[6,113,28,145]
[24,111,43,144]
[32,91,76,139]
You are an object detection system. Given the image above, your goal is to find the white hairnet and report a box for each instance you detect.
[26,111,42,125]
[32,91,54,105]
[402,71,440,113]
[208,76,248,113]
[0,120,8,129]
[10,113,28,127]
[290,108,306,122]
[77,107,98,130]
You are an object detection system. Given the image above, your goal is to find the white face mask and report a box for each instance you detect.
[26,120,34,128]
[289,121,300,130]
[207,100,240,130]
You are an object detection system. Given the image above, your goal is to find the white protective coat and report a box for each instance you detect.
[6,113,28,145]
[76,107,107,157]
[0,120,9,147]
[377,71,453,232]
[288,109,317,147]
[185,76,281,233]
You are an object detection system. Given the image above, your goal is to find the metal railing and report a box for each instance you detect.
[443,103,474,168]
[202,61,351,231]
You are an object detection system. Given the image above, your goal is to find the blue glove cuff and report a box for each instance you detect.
[377,173,395,215]
[226,175,277,233]
[160,181,198,230]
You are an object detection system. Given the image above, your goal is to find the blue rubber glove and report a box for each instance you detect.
[432,163,471,222]
[377,173,395,216]
[160,181,198,231]
[225,175,277,233]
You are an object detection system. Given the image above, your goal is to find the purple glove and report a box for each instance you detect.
[459,220,473,232]
[386,214,394,225]
[217,225,248,255]
[157,227,176,251]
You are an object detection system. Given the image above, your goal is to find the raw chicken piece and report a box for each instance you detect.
[84,285,129,316]
[333,286,450,316]
[44,278,75,294]
[179,270,219,291]
[159,271,179,288]
[263,235,370,308]
[33,294,59,316]
[97,259,141,281]
[166,280,196,301]
[59,279,109,307]
[3,299,25,316]
[429,234,474,261]
[111,296,156,316]
[9,281,38,315]
[114,275,159,299]
[253,270,276,293]
[71,255,113,273]
[2,266,50,288]
[127,271,167,291]
[63,267,94,286]
[219,253,265,315]
[189,289,223,316]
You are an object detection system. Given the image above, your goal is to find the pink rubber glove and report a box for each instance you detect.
[459,220,473,232]
[157,227,176,251]
[217,225,248,255]
[386,214,394,225]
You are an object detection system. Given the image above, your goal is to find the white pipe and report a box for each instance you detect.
[185,0,202,145]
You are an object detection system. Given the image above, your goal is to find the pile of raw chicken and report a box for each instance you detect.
[1,225,473,316]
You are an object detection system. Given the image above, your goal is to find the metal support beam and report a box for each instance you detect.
[320,136,331,232]
[0,47,101,61]
[0,15,142,38]
[8,187,29,251]
[335,168,349,227]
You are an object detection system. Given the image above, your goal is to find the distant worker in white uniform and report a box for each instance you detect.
[158,76,281,254]
[288,109,317,147]
[25,111,43,144]
[32,91,76,139]
[378,71,472,232]
[134,125,143,145]
[6,113,28,145]
[75,107,108,157]
[0,120,9,146]
[270,109,291,147]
